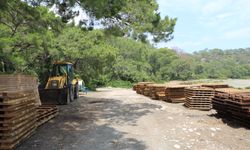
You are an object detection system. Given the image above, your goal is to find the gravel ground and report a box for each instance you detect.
[17,88,250,150]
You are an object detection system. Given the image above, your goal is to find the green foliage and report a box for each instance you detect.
[107,37,153,82]
[1,0,250,89]
[28,0,177,43]
[165,59,193,80]
[148,48,178,80]
[191,48,250,79]
[0,1,63,83]
[106,80,133,88]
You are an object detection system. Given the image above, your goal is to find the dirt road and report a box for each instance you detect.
[17,88,250,150]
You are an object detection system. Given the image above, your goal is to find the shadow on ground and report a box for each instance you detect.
[17,95,161,150]
[208,113,250,129]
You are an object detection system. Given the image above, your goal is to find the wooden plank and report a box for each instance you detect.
[0,116,36,133]
[0,96,36,106]
[0,101,35,112]
[0,106,36,118]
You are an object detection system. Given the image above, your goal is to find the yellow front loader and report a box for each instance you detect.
[39,61,79,105]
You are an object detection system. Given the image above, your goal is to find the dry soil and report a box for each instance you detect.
[17,88,250,150]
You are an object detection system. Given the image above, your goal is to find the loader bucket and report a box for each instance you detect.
[39,88,69,105]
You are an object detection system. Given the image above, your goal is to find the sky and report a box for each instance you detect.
[156,0,250,53]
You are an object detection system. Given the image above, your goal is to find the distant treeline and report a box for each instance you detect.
[0,1,249,88]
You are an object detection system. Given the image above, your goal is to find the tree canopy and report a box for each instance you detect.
[1,0,250,89]
[22,0,177,43]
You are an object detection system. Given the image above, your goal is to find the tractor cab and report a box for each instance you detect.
[50,62,74,85]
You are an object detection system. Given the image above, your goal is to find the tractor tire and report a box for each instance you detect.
[58,88,70,105]
[74,84,79,99]
[70,86,74,102]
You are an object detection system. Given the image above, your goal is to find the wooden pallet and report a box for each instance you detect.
[142,87,151,96]
[185,87,214,110]
[212,89,250,128]
[148,84,167,100]
[0,90,37,150]
[135,82,154,95]
[165,85,188,103]
[36,105,58,127]
[165,98,185,103]
[0,74,41,106]
[0,127,36,150]
[202,84,229,89]
[132,84,137,91]
[184,103,212,110]
[157,92,166,100]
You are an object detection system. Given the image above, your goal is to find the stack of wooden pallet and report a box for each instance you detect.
[37,105,58,127]
[0,74,58,149]
[148,84,167,100]
[212,88,250,127]
[202,84,229,89]
[157,92,166,100]
[227,92,250,126]
[185,87,214,110]
[132,84,137,91]
[0,74,41,106]
[135,82,154,94]
[165,85,188,103]
[142,85,151,96]
[147,84,155,98]
[0,74,41,149]
[0,90,37,150]
[212,88,242,116]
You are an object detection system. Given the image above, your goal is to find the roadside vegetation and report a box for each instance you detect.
[0,0,250,89]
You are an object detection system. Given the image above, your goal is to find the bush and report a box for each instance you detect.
[106,80,133,88]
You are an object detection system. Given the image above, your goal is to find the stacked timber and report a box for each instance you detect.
[0,90,37,150]
[212,88,242,116]
[37,105,58,127]
[135,82,154,94]
[0,74,58,149]
[147,84,155,98]
[202,84,229,89]
[0,74,41,106]
[157,92,166,100]
[165,85,188,103]
[142,85,151,96]
[185,87,214,110]
[132,84,137,91]
[212,88,250,127]
[148,84,167,100]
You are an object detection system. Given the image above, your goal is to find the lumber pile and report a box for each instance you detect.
[147,84,155,98]
[148,84,167,100]
[165,85,188,103]
[132,84,137,91]
[185,87,214,110]
[135,82,154,94]
[202,84,229,89]
[212,88,242,116]
[0,90,37,150]
[37,105,58,127]
[157,92,166,100]
[142,85,151,96]
[0,74,41,106]
[212,88,250,127]
[0,74,58,149]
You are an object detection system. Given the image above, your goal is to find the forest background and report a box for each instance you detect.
[1,0,250,89]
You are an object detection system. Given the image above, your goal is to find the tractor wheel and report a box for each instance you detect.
[70,86,74,102]
[74,84,79,99]
[58,89,70,105]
